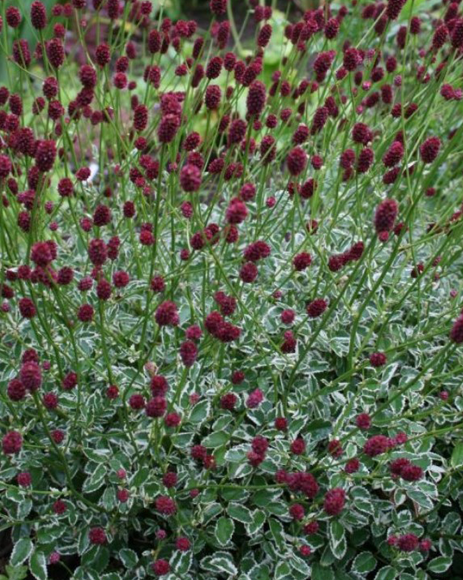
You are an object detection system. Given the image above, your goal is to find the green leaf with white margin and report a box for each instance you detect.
[215,516,235,546]
[10,538,34,566]
[201,552,238,576]
[17,499,33,519]
[82,464,107,494]
[245,509,266,536]
[289,554,311,576]
[274,560,292,579]
[118,548,138,569]
[268,518,285,551]
[82,546,109,572]
[189,399,210,424]
[202,430,229,448]
[202,502,222,523]
[374,566,397,580]
[224,445,248,463]
[442,512,461,534]
[227,502,253,524]
[351,551,377,575]
[247,562,271,580]
[72,566,99,580]
[170,550,192,575]
[427,556,452,574]
[329,520,347,559]
[29,551,47,580]
[406,489,433,511]
[77,527,90,555]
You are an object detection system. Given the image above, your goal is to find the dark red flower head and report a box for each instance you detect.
[397,534,419,552]
[35,140,57,172]
[450,315,463,344]
[324,488,346,515]
[374,199,398,235]
[419,137,441,164]
[210,0,227,16]
[155,301,179,327]
[306,298,327,318]
[180,164,202,192]
[246,81,266,117]
[370,352,387,367]
[364,435,391,457]
[31,1,47,30]
[155,495,177,515]
[158,114,180,144]
[386,0,406,20]
[20,361,42,392]
[286,146,307,176]
[89,527,107,545]
[293,252,312,271]
[46,39,65,68]
[2,431,23,455]
[152,559,170,576]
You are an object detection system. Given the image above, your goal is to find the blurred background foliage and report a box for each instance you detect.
[0,0,303,81]
[0,0,427,83]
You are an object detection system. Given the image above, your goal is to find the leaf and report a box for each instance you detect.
[252,488,282,507]
[227,502,253,524]
[274,560,292,579]
[451,443,463,467]
[29,551,47,580]
[247,562,271,580]
[352,552,377,575]
[246,510,266,536]
[17,499,33,519]
[132,466,150,487]
[118,548,138,569]
[374,566,397,580]
[268,518,285,551]
[224,445,248,463]
[442,512,461,535]
[202,430,229,448]
[329,520,344,547]
[265,501,288,516]
[406,489,433,511]
[312,562,334,580]
[215,517,234,546]
[202,552,238,576]
[3,565,28,580]
[170,551,192,575]
[335,571,352,580]
[202,502,222,523]
[305,419,332,440]
[10,539,34,566]
[427,556,452,574]
[329,521,347,559]
[82,464,107,494]
[82,546,110,572]
[289,554,311,576]
[189,399,210,424]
